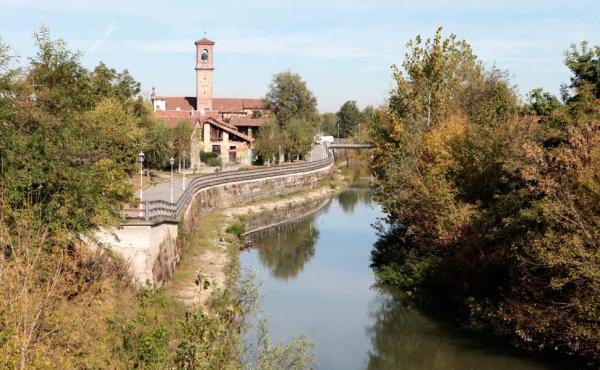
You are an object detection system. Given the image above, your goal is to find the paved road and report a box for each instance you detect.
[141,144,328,204]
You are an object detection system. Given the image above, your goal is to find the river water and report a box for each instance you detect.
[240,189,573,370]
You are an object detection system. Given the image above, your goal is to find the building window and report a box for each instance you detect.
[210,126,223,141]
[212,145,220,153]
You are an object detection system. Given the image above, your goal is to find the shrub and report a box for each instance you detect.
[200,152,221,167]
[225,223,245,236]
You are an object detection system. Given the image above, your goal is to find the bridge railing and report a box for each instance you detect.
[123,146,334,223]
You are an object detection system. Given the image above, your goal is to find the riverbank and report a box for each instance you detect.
[166,166,351,306]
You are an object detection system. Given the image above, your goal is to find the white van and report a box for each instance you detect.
[315,135,334,144]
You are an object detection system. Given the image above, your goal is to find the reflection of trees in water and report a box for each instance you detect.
[337,189,372,214]
[256,218,319,280]
[366,286,552,370]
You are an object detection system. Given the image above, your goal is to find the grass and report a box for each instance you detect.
[167,212,226,292]
[226,222,246,236]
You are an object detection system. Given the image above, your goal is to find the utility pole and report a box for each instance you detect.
[170,157,175,203]
[182,151,187,190]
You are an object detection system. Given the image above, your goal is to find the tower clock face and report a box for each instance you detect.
[201,49,209,63]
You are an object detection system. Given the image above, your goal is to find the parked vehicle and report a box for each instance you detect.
[315,135,334,144]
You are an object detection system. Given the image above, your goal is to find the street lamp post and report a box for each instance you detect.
[169,156,175,203]
[182,151,187,190]
[138,151,145,208]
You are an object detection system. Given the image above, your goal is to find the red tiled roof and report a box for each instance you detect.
[228,116,266,127]
[153,96,196,111]
[212,98,267,112]
[154,110,218,128]
[203,116,254,142]
[153,96,267,113]
[153,111,250,142]
[195,38,215,45]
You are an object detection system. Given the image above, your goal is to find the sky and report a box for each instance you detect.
[1,0,599,112]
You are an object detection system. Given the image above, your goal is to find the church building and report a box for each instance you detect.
[151,38,268,167]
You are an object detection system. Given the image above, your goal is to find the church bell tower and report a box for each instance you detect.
[195,37,215,113]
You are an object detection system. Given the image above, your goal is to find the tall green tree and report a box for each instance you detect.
[525,87,562,117]
[284,118,315,160]
[1,28,146,235]
[265,71,318,127]
[390,26,480,131]
[144,120,171,169]
[564,41,600,99]
[336,100,361,138]
[320,112,337,136]
[171,120,193,157]
[254,119,282,165]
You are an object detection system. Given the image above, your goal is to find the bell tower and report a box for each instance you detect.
[195,37,215,113]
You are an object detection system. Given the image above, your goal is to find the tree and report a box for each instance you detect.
[171,120,193,157]
[254,119,282,165]
[564,41,600,99]
[283,118,315,160]
[389,26,480,131]
[320,113,337,136]
[265,71,318,127]
[144,120,171,169]
[336,101,361,138]
[370,31,600,365]
[358,105,376,141]
[525,87,562,117]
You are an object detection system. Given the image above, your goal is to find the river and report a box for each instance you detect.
[240,188,574,370]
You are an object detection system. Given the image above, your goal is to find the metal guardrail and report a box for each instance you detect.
[123,146,334,223]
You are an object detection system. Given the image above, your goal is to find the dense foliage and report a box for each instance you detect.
[256,72,318,163]
[370,27,599,365]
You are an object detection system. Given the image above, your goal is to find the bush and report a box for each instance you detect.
[225,223,245,236]
[200,152,221,167]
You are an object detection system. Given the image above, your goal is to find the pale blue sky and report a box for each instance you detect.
[1,0,599,112]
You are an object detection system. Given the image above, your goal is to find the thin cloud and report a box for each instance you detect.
[126,28,400,63]
[90,21,116,53]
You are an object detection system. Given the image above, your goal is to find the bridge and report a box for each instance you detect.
[329,142,373,149]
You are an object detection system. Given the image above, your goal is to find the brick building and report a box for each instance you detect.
[151,38,268,167]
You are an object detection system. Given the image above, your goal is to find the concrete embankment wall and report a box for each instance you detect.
[96,164,333,288]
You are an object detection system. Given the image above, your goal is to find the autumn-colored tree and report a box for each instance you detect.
[370,29,600,365]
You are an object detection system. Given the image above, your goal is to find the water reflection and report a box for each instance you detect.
[366,286,558,370]
[241,189,565,370]
[255,218,319,280]
[337,189,372,214]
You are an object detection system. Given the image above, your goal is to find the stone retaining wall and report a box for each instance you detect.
[96,163,333,288]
